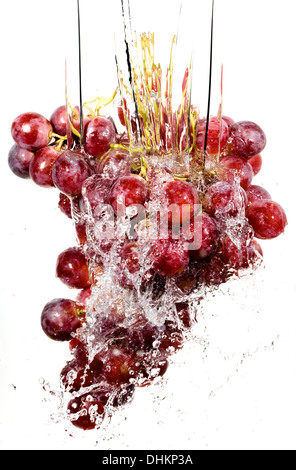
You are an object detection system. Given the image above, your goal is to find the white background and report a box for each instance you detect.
[1,0,296,450]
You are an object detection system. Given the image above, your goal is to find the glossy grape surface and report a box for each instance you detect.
[11,112,53,151]
[84,116,117,158]
[56,247,90,289]
[204,181,247,218]
[41,298,83,341]
[149,239,189,277]
[195,117,229,155]
[164,180,199,225]
[110,175,149,216]
[226,121,266,158]
[8,144,33,179]
[246,200,288,239]
[52,150,92,197]
[220,155,254,190]
[29,146,59,187]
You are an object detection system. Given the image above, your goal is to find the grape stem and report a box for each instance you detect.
[49,130,67,151]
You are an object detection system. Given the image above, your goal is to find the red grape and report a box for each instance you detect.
[163,180,199,225]
[117,242,140,289]
[127,321,159,353]
[110,174,149,217]
[29,146,60,187]
[8,144,33,179]
[67,393,105,431]
[58,193,72,219]
[226,121,266,158]
[84,116,117,158]
[198,253,229,287]
[50,106,67,136]
[221,233,257,270]
[248,153,262,176]
[103,347,139,385]
[82,174,112,217]
[56,247,90,289]
[41,298,84,341]
[204,181,247,218]
[220,155,254,190]
[246,184,272,206]
[187,213,220,260]
[246,200,288,240]
[222,116,235,127]
[195,116,229,155]
[97,148,131,180]
[148,238,190,277]
[52,150,92,197]
[11,112,53,151]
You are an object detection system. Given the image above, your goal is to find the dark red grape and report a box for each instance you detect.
[248,153,262,176]
[84,116,117,158]
[67,393,105,431]
[175,263,199,294]
[103,347,139,385]
[58,193,72,219]
[226,121,266,158]
[246,200,288,240]
[11,112,53,151]
[41,298,84,341]
[138,354,169,387]
[110,174,149,217]
[50,106,67,136]
[176,302,192,329]
[195,117,229,155]
[220,155,254,190]
[159,321,184,353]
[60,360,86,393]
[111,384,136,408]
[29,146,60,187]
[246,185,272,206]
[127,321,159,353]
[56,247,90,289]
[163,180,199,225]
[140,269,167,301]
[8,144,33,179]
[75,221,88,246]
[69,339,89,367]
[148,238,189,277]
[52,150,92,197]
[198,253,229,287]
[187,213,220,260]
[204,181,247,218]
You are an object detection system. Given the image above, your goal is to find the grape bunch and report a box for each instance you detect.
[8,94,287,431]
